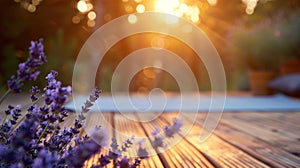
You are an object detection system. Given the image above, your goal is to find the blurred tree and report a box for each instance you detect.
[0,0,299,92]
[0,0,88,89]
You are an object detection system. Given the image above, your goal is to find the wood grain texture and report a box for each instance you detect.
[2,92,300,167]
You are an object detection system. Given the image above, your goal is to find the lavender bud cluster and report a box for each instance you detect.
[7,39,46,93]
[151,118,184,148]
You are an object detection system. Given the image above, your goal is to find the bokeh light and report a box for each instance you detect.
[242,0,258,15]
[88,11,97,20]
[125,4,134,13]
[128,14,138,24]
[72,15,81,24]
[154,0,200,23]
[77,0,88,13]
[87,19,95,27]
[207,0,217,6]
[136,4,146,13]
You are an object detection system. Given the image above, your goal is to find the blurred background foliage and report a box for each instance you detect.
[0,0,299,92]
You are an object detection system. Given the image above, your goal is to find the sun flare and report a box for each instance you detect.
[154,0,200,23]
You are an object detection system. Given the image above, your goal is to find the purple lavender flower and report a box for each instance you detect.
[65,140,101,167]
[98,154,111,167]
[131,158,142,168]
[10,105,22,125]
[79,87,101,120]
[90,125,109,147]
[109,138,121,159]
[32,149,59,168]
[172,118,184,132]
[7,39,46,93]
[0,122,12,144]
[153,136,164,148]
[43,71,71,123]
[137,139,149,159]
[137,146,149,159]
[164,118,184,138]
[151,128,160,136]
[121,136,134,152]
[118,156,130,168]
[89,87,102,102]
[30,86,40,102]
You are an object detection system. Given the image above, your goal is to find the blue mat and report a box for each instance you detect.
[66,94,300,112]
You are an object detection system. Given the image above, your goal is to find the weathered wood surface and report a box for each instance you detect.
[1,94,300,167]
[80,112,300,168]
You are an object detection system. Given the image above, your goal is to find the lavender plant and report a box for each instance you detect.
[0,39,184,168]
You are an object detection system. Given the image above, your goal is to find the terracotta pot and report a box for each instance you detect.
[248,71,276,95]
[280,58,300,75]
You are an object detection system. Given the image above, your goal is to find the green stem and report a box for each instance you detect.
[0,89,11,105]
[37,122,50,143]
[11,97,42,132]
[1,114,8,125]
[11,116,26,132]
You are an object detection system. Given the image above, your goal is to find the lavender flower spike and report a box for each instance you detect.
[79,87,102,120]
[7,39,46,93]
[164,117,184,138]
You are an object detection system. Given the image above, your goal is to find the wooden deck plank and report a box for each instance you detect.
[114,113,164,168]
[220,112,300,155]
[224,112,300,139]
[82,112,114,168]
[135,112,215,168]
[190,112,300,167]
[161,112,270,168]
[216,123,300,168]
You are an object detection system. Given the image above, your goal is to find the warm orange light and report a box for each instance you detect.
[32,0,40,6]
[207,0,217,6]
[154,0,200,23]
[87,3,93,11]
[72,15,81,24]
[151,37,165,49]
[27,4,36,13]
[136,4,146,13]
[104,14,112,22]
[128,14,138,24]
[143,69,156,79]
[88,11,96,20]
[77,0,88,13]
[87,19,95,27]
[179,4,188,13]
[242,0,258,15]
[154,0,180,14]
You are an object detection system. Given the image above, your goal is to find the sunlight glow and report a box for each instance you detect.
[77,0,88,13]
[136,4,146,13]
[154,0,200,23]
[242,0,258,15]
[207,0,217,6]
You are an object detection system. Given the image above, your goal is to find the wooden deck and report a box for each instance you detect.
[1,94,300,167]
[80,111,300,168]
